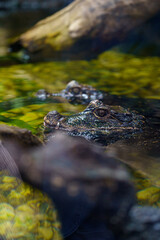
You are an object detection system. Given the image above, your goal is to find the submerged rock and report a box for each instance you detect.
[0,131,160,239]
[9,133,160,240]
[0,124,42,148]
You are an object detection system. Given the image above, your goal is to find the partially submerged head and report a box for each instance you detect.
[44,100,145,144]
[62,80,103,100]
[36,80,103,103]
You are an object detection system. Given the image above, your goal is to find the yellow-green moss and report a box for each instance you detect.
[0,172,63,240]
[0,50,159,134]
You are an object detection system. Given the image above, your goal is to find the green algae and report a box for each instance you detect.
[130,171,160,206]
[0,171,62,240]
[0,50,160,101]
[0,50,159,134]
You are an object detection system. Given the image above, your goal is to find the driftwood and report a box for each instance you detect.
[11,0,160,60]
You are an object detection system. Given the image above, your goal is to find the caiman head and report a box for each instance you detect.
[60,80,103,103]
[36,80,103,103]
[44,100,145,144]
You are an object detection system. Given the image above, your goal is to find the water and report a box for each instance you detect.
[0,9,160,238]
[0,51,159,134]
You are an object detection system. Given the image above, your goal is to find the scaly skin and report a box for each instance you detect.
[44,100,145,143]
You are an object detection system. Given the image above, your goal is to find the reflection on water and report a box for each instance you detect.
[0,97,84,134]
[0,50,159,135]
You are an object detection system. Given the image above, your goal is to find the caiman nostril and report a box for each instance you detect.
[44,111,63,127]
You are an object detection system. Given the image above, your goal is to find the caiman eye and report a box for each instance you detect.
[93,108,109,118]
[69,87,81,95]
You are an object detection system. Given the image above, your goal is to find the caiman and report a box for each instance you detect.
[0,112,159,239]
[0,94,159,239]
[37,80,160,120]
[44,99,145,144]
[36,80,104,104]
[43,99,160,186]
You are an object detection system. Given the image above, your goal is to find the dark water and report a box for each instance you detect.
[0,9,160,239]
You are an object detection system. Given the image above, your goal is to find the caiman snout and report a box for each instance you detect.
[44,111,63,127]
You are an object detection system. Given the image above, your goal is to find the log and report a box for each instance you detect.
[10,0,160,60]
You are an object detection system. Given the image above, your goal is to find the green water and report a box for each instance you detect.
[0,50,160,135]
